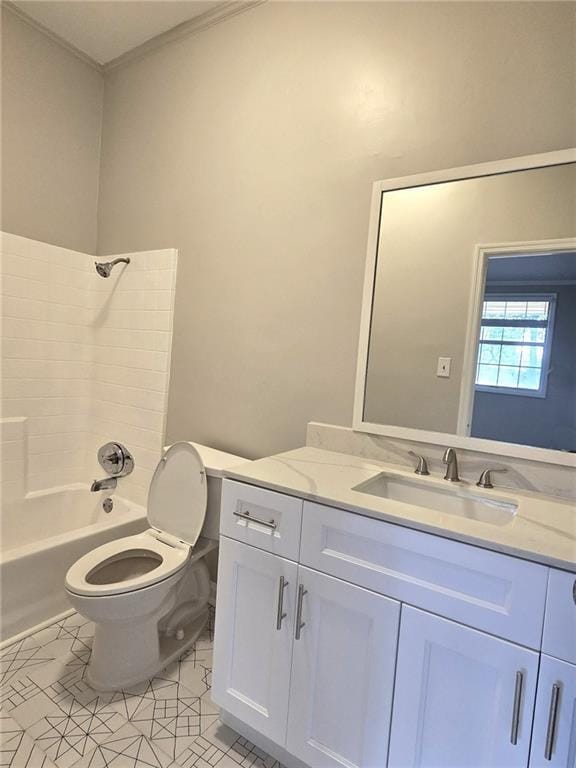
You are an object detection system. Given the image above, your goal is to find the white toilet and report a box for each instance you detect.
[65,441,242,691]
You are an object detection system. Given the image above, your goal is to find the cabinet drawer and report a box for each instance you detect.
[542,569,576,664]
[300,501,548,647]
[221,480,303,561]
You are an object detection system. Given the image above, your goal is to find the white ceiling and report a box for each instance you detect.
[12,1,225,65]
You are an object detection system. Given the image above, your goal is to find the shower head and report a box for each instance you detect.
[94,257,130,278]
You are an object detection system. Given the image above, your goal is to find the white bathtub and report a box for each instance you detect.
[0,485,147,642]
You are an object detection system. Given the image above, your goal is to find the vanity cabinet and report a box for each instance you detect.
[530,655,576,767]
[213,535,401,766]
[212,536,298,744]
[286,566,400,768]
[388,606,539,768]
[213,479,572,768]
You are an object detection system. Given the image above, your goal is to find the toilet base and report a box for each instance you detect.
[86,609,209,692]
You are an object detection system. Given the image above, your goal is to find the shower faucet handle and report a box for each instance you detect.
[97,442,135,478]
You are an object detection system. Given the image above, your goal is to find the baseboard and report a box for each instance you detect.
[0,608,75,651]
[220,710,309,768]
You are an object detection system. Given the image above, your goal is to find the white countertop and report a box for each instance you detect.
[224,446,576,572]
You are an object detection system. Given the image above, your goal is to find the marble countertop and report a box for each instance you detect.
[224,446,576,572]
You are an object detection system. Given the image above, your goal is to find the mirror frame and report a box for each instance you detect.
[353,148,576,467]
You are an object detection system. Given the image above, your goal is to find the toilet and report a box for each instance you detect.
[65,441,244,691]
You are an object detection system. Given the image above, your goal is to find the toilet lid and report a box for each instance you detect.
[147,442,207,546]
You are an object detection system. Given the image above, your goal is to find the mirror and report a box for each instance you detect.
[355,150,576,464]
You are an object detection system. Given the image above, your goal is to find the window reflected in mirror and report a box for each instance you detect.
[470,251,575,451]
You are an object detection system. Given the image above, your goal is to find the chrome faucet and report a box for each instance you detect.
[91,476,117,492]
[90,442,134,493]
[442,448,460,482]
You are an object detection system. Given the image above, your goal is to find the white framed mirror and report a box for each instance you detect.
[354,149,576,466]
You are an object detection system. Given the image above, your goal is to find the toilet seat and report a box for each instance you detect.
[65,530,190,597]
[66,443,209,599]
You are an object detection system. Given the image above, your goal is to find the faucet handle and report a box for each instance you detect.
[408,450,430,476]
[476,468,507,489]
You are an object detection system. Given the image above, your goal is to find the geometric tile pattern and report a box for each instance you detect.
[0,711,56,767]
[176,721,284,768]
[0,610,285,768]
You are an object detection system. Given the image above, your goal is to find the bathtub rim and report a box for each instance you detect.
[1,484,146,564]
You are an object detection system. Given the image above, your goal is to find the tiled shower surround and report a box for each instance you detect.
[0,232,177,505]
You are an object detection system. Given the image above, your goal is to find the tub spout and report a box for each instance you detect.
[91,477,117,492]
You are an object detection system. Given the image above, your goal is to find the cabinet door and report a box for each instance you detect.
[389,606,539,768]
[286,565,400,768]
[530,655,576,768]
[212,536,297,745]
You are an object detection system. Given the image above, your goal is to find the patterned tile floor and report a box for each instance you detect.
[0,610,285,768]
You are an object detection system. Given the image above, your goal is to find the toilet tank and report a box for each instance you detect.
[165,442,249,540]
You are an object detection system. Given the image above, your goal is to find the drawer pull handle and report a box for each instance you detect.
[295,584,307,640]
[544,683,561,760]
[510,670,524,745]
[233,510,277,530]
[276,576,288,631]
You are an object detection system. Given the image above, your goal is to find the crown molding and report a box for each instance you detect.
[2,1,104,72]
[103,0,267,73]
[2,0,267,76]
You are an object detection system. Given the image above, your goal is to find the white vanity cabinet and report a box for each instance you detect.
[212,536,298,744]
[213,479,571,768]
[530,569,576,767]
[388,606,539,768]
[286,566,400,768]
[530,655,576,768]
[213,485,401,766]
[213,540,401,766]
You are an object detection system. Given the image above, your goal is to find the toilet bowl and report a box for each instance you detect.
[65,442,218,691]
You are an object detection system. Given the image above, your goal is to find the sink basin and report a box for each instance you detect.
[352,472,518,526]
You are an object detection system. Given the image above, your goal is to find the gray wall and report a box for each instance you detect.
[471,284,576,451]
[1,7,103,253]
[97,2,576,459]
[2,2,575,459]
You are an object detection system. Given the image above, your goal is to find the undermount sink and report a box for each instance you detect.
[352,472,518,526]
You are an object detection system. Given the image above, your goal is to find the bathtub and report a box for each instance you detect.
[0,485,147,642]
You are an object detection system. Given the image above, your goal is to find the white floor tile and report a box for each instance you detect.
[26,698,131,768]
[74,726,173,768]
[129,689,219,762]
[0,710,56,767]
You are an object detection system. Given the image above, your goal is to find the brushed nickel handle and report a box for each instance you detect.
[476,468,508,489]
[276,576,288,631]
[544,683,561,760]
[408,450,430,476]
[510,670,524,745]
[233,510,277,530]
[295,584,307,640]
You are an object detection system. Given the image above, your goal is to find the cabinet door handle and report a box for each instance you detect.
[544,683,561,760]
[276,576,288,630]
[510,670,524,745]
[295,584,307,640]
[233,510,277,530]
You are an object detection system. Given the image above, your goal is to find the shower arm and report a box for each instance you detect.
[94,256,131,277]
